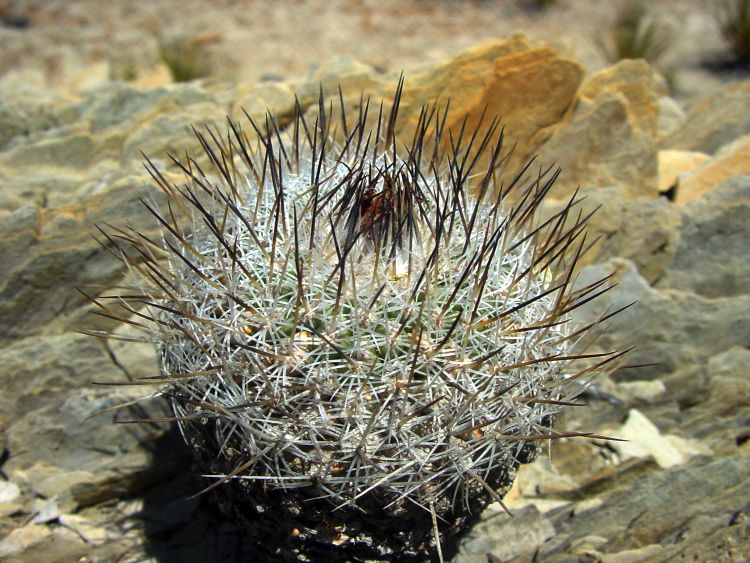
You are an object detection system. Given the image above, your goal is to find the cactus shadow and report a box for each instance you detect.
[137,427,264,562]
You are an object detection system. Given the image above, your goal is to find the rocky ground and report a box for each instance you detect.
[1,1,750,562]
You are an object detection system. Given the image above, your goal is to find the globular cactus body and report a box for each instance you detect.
[92,81,621,561]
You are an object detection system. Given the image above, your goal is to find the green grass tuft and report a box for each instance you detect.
[157,34,212,83]
[718,0,750,62]
[595,0,674,65]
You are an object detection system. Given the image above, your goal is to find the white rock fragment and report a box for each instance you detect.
[0,481,20,504]
[610,409,711,468]
[618,380,666,402]
[59,514,110,545]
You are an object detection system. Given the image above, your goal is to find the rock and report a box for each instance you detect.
[295,54,382,107]
[661,83,750,154]
[59,514,109,545]
[573,258,750,377]
[108,322,160,380]
[0,82,225,211]
[602,544,662,562]
[658,176,750,297]
[0,175,168,339]
[540,454,750,557]
[657,96,686,138]
[511,458,580,499]
[541,187,681,284]
[0,481,20,504]
[0,524,52,559]
[540,60,666,198]
[617,380,666,403]
[0,332,177,515]
[661,345,750,454]
[76,82,212,134]
[130,62,174,90]
[20,464,96,501]
[675,136,750,204]
[60,61,111,94]
[658,149,710,194]
[456,505,556,562]
[121,100,227,163]
[31,495,66,524]
[706,347,750,414]
[0,524,87,562]
[571,533,607,550]
[0,94,70,152]
[573,498,604,516]
[577,60,668,137]
[231,80,297,124]
[399,34,584,174]
[607,409,711,469]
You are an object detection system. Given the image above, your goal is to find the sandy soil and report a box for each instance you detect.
[0,0,746,100]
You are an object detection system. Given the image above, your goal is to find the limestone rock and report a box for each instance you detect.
[706,347,750,415]
[540,454,750,558]
[656,96,686,138]
[0,175,169,339]
[607,409,711,469]
[121,100,227,163]
[0,481,20,504]
[573,258,750,376]
[0,93,70,152]
[230,80,297,124]
[456,505,555,562]
[539,60,666,198]
[295,54,382,107]
[399,34,584,174]
[658,149,710,194]
[59,514,109,545]
[658,175,750,297]
[541,187,681,284]
[577,60,668,137]
[675,136,750,204]
[617,380,666,403]
[0,82,225,211]
[0,332,177,514]
[661,83,750,154]
[0,524,52,559]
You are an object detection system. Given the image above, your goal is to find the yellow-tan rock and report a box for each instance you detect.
[676,135,750,204]
[539,60,667,198]
[399,34,585,174]
[658,149,710,193]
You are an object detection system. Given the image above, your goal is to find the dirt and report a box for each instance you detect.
[0,1,747,102]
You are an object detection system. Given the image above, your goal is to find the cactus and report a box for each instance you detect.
[89,80,624,561]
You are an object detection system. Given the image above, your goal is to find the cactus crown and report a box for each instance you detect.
[91,80,623,544]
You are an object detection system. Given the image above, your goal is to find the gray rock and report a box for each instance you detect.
[457,505,555,562]
[0,177,166,340]
[573,259,750,377]
[0,96,67,151]
[121,101,227,164]
[73,82,213,134]
[1,332,174,512]
[542,186,682,284]
[657,96,686,138]
[661,346,750,454]
[660,83,750,154]
[541,454,750,558]
[540,92,658,198]
[657,175,750,298]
